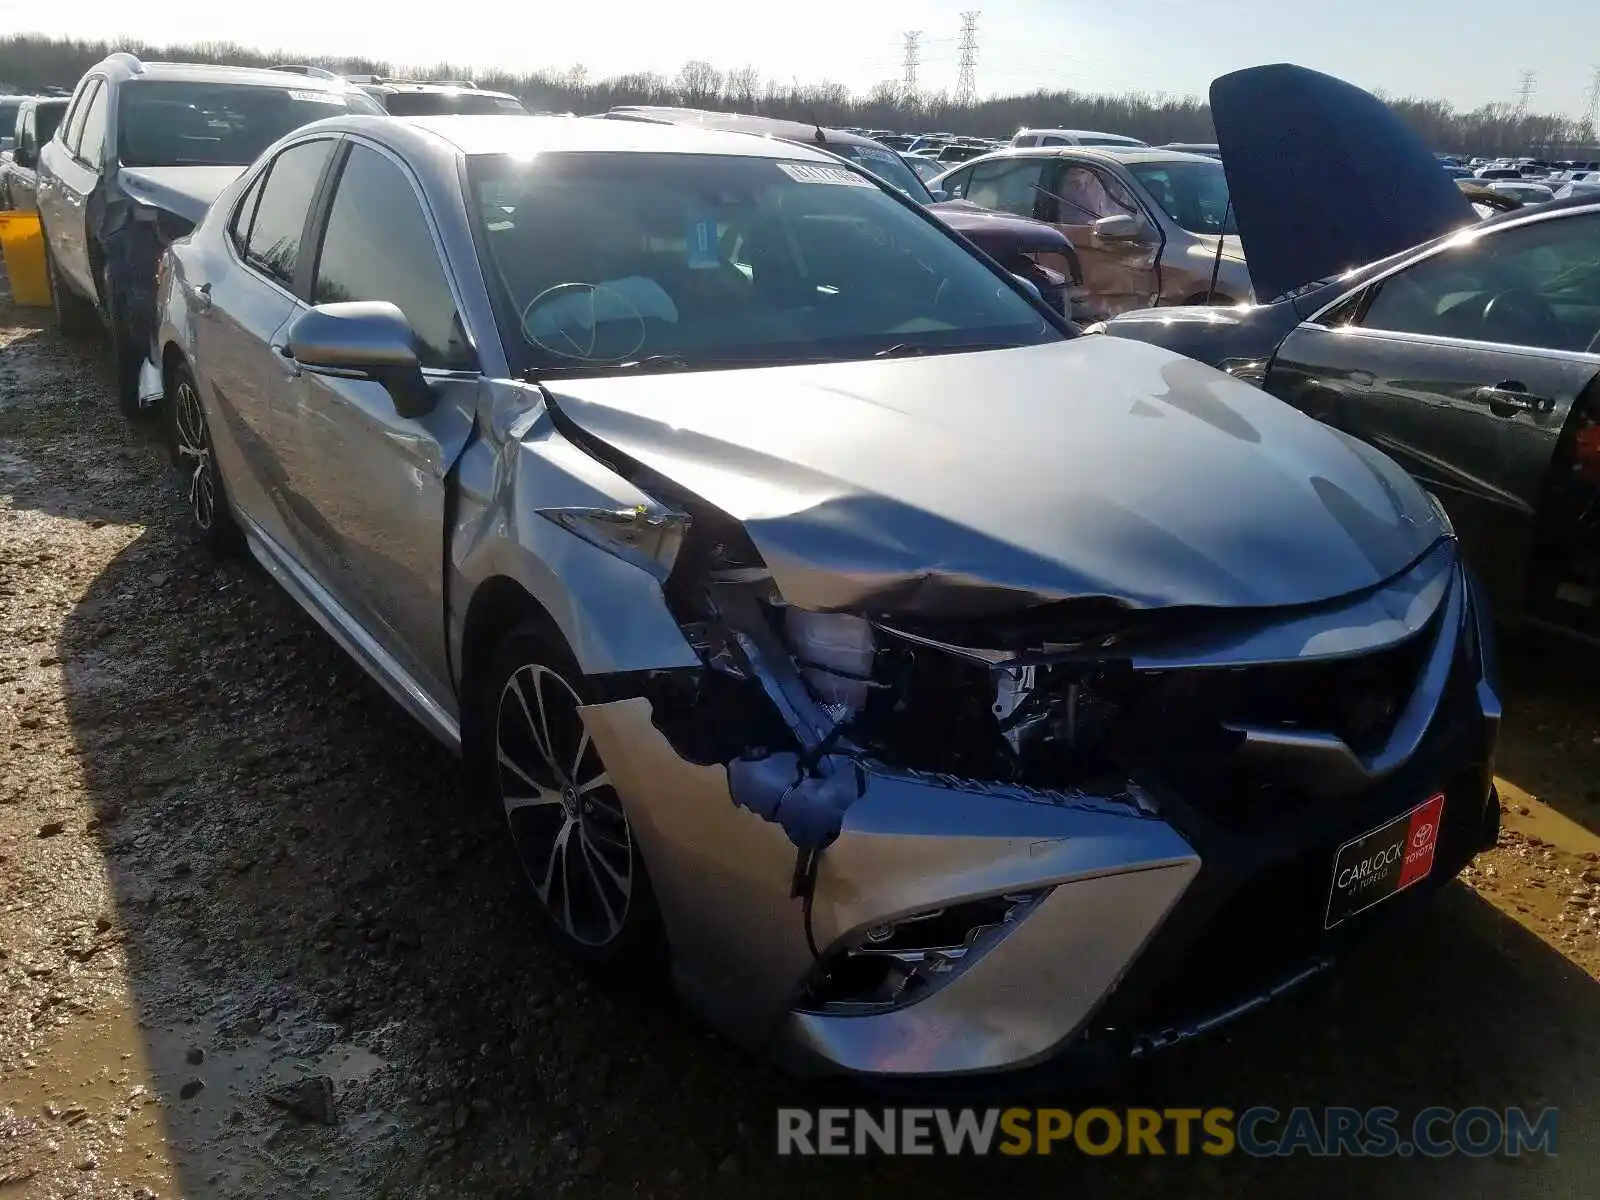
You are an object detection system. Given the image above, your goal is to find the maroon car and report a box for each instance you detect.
[600,107,1086,320]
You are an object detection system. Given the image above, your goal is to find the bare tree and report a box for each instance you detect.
[675,60,724,106]
[725,65,762,111]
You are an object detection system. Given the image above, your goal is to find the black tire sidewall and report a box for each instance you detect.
[477,620,665,972]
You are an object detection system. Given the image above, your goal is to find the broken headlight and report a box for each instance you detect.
[797,890,1050,1013]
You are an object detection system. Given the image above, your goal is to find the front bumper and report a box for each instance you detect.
[578,555,1499,1081]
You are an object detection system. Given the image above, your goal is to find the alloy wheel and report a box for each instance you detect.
[172,378,216,532]
[495,662,633,947]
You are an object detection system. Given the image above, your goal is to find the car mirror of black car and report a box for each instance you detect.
[13,144,32,168]
[1091,213,1147,243]
[287,301,436,419]
[928,187,949,202]
[1010,273,1044,304]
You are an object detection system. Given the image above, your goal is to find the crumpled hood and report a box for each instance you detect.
[116,165,248,225]
[543,337,1445,618]
[928,200,1074,256]
[1212,63,1476,302]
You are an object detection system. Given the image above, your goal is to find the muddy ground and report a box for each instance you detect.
[1,276,1599,1200]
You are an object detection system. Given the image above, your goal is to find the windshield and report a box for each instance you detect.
[469,151,1061,376]
[383,90,528,116]
[116,81,381,167]
[1128,159,1237,234]
[829,142,932,201]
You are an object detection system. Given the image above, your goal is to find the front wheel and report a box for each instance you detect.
[479,622,664,972]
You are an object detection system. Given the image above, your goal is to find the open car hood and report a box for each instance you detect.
[116,165,248,226]
[1212,64,1476,302]
[543,338,1445,620]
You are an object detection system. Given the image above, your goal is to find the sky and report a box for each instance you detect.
[2,0,1597,119]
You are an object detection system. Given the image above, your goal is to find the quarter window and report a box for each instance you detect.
[244,139,336,290]
[75,82,109,167]
[1359,214,1600,354]
[311,144,474,370]
[62,79,100,158]
[229,170,267,256]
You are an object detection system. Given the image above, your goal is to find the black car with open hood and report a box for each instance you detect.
[1099,64,1600,645]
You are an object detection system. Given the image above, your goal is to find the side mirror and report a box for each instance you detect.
[1092,213,1147,243]
[13,143,33,169]
[286,301,435,418]
[928,186,949,202]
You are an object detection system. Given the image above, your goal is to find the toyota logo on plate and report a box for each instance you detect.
[1412,822,1434,848]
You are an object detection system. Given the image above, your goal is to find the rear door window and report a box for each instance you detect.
[62,79,101,158]
[962,157,1050,218]
[244,138,337,290]
[75,83,110,168]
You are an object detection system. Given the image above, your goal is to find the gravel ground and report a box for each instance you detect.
[2,277,1599,1199]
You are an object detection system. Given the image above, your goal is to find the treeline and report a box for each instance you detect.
[2,33,1594,158]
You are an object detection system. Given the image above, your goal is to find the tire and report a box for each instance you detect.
[43,235,98,337]
[167,360,240,552]
[478,620,665,973]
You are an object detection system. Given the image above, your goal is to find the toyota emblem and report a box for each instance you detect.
[1412,822,1434,848]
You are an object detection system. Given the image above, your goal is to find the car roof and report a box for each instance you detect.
[373,113,849,162]
[90,56,361,92]
[957,145,1218,168]
[603,106,885,149]
[1018,128,1144,141]
[372,81,520,101]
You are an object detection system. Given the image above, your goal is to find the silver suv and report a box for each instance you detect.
[35,52,381,414]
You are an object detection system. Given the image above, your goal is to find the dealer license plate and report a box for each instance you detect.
[1324,793,1446,929]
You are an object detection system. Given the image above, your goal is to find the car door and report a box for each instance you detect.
[1267,208,1600,617]
[278,138,481,703]
[38,76,107,297]
[1040,158,1159,317]
[198,136,340,547]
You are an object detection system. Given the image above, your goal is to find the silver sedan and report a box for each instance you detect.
[144,114,1500,1081]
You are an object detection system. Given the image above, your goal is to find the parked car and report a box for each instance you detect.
[932,145,1251,318]
[143,111,1498,1079]
[273,65,528,115]
[1097,63,1600,646]
[0,97,68,210]
[1485,179,1555,206]
[1011,127,1147,149]
[35,53,382,414]
[599,107,1086,319]
[0,94,27,154]
[1457,179,1525,217]
[1159,142,1221,158]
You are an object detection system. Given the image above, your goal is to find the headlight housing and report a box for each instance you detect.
[782,609,875,721]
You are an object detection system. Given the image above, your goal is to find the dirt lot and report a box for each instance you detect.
[2,276,1599,1199]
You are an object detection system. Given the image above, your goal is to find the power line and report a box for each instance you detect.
[1513,69,1536,119]
[901,30,922,105]
[955,11,980,106]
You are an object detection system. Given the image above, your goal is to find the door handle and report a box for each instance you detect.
[270,341,300,378]
[1471,382,1554,415]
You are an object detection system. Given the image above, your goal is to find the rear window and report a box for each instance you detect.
[382,90,528,116]
[116,81,381,167]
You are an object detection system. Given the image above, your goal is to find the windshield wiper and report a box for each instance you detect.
[873,341,1024,358]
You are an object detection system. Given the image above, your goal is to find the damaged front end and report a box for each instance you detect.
[572,485,1500,1078]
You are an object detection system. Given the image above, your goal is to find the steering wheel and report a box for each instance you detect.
[520,281,647,362]
[1480,288,1558,347]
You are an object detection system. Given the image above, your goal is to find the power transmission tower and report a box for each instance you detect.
[1513,69,1536,119]
[956,11,980,106]
[901,30,922,104]
[1585,66,1600,140]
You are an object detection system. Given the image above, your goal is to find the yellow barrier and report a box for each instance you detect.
[0,210,52,307]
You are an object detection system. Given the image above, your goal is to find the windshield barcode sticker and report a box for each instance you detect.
[777,162,875,187]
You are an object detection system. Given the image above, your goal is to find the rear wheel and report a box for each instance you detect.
[44,236,98,337]
[479,622,664,972]
[167,361,239,552]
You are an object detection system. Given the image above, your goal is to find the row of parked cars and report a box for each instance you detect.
[2,54,1596,1086]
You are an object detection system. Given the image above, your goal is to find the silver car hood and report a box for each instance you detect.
[543,338,1446,618]
[117,165,248,225]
